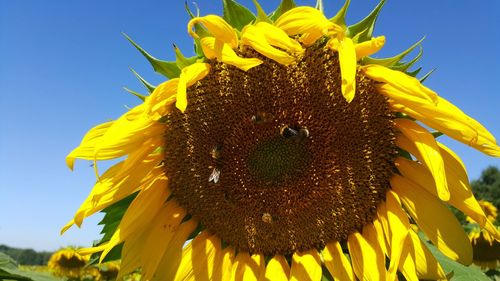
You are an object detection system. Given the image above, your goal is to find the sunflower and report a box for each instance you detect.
[48,247,88,279]
[63,0,500,280]
[468,200,500,270]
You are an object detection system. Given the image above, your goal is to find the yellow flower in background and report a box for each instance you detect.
[467,200,498,225]
[468,200,500,270]
[63,0,500,280]
[48,248,88,279]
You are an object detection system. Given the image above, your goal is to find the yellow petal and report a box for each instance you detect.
[173,232,221,281]
[355,36,385,59]
[187,15,238,48]
[399,230,447,281]
[322,241,355,281]
[385,190,410,281]
[200,37,263,71]
[241,25,295,65]
[289,250,322,281]
[264,255,290,281]
[255,22,304,54]
[375,202,390,255]
[176,62,211,112]
[395,119,449,201]
[94,177,175,262]
[150,220,198,281]
[395,154,500,242]
[275,7,341,46]
[231,252,265,281]
[347,231,387,281]
[363,64,438,103]
[372,213,389,256]
[212,247,235,281]
[391,174,472,265]
[140,201,187,280]
[338,37,356,103]
[118,227,147,279]
[388,94,500,157]
[66,121,113,169]
[62,154,163,232]
[95,105,164,161]
[146,78,179,119]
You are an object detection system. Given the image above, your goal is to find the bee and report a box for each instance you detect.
[208,167,221,183]
[261,212,273,224]
[281,125,309,141]
[251,112,274,124]
[211,143,223,160]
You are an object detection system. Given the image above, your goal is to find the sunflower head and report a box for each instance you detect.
[48,247,88,279]
[64,0,500,280]
[467,200,498,224]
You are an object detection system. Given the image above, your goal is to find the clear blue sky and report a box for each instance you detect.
[0,0,499,252]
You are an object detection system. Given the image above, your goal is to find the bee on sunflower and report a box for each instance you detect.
[62,0,500,280]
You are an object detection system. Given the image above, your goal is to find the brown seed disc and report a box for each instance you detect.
[163,40,397,256]
[57,256,86,269]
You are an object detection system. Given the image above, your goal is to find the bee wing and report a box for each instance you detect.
[208,168,221,183]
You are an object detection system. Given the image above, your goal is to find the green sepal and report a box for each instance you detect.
[124,87,147,102]
[419,68,436,83]
[347,0,386,42]
[330,0,351,28]
[361,37,425,67]
[269,0,296,22]
[185,2,209,58]
[406,67,422,78]
[174,44,198,69]
[129,68,155,93]
[222,0,256,31]
[432,131,444,138]
[252,0,272,23]
[315,0,324,13]
[391,45,423,72]
[123,33,181,79]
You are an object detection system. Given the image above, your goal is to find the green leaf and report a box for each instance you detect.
[252,0,271,23]
[330,0,351,28]
[129,68,155,93]
[361,37,425,67]
[422,238,491,281]
[86,193,138,265]
[97,193,137,243]
[123,87,146,102]
[123,33,181,79]
[269,0,296,22]
[222,0,256,31]
[347,0,386,42]
[0,253,62,281]
[174,44,198,69]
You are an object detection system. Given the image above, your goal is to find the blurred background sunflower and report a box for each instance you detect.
[48,247,88,279]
